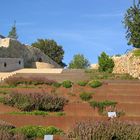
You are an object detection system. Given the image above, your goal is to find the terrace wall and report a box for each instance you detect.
[113,50,140,79]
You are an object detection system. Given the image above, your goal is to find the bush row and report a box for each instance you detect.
[12,126,63,138]
[89,100,117,114]
[79,92,94,101]
[4,77,102,89]
[0,120,63,139]
[67,120,140,140]
[2,92,68,111]
[4,77,56,86]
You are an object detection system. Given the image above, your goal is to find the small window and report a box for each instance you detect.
[4,62,7,67]
[38,58,42,62]
[19,61,21,65]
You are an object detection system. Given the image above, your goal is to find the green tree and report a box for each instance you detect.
[69,54,90,69]
[124,0,140,48]
[8,22,18,40]
[32,39,66,67]
[98,52,114,73]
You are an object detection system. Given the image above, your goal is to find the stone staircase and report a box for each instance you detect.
[0,72,17,82]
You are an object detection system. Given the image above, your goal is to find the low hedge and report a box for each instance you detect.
[62,80,73,88]
[4,77,56,86]
[52,82,61,88]
[2,92,68,112]
[79,92,93,101]
[67,120,140,140]
[89,100,117,114]
[77,81,88,86]
[12,126,63,138]
[88,80,102,88]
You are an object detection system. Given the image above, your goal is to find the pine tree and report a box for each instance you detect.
[8,21,18,40]
[124,0,140,48]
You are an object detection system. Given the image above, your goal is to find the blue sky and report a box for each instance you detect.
[0,0,133,64]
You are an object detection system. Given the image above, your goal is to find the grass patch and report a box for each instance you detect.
[62,80,73,88]
[52,82,61,88]
[55,112,65,116]
[85,69,135,80]
[11,125,63,138]
[9,111,49,116]
[88,80,102,88]
[0,90,10,95]
[89,100,117,114]
[79,92,94,101]
[77,81,88,86]
[9,111,66,117]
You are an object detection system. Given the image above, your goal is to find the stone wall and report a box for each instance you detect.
[32,62,55,69]
[113,50,140,79]
[0,58,23,72]
[0,38,61,68]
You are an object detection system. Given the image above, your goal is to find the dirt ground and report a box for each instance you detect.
[0,81,140,139]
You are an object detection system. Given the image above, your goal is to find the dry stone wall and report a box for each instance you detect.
[113,50,140,79]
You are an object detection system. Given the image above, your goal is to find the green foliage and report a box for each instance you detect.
[32,39,66,67]
[88,80,102,88]
[55,112,65,116]
[89,100,117,114]
[9,111,49,116]
[2,92,68,112]
[67,120,140,140]
[98,52,114,73]
[12,126,63,138]
[8,22,18,40]
[52,82,61,88]
[85,69,136,80]
[77,81,88,86]
[62,80,73,88]
[69,54,90,69]
[0,90,10,95]
[79,92,93,101]
[124,1,140,48]
[133,49,140,56]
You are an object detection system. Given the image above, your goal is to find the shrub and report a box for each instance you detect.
[98,52,114,73]
[77,81,88,86]
[62,80,73,88]
[4,77,56,86]
[79,92,93,101]
[0,90,10,95]
[89,100,117,114]
[9,111,49,116]
[0,120,30,140]
[0,130,30,140]
[12,126,63,138]
[88,80,102,88]
[0,120,15,130]
[67,120,140,140]
[68,54,90,69]
[2,92,68,112]
[56,112,65,116]
[52,82,61,88]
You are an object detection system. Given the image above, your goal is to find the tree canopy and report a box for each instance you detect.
[69,54,90,69]
[32,39,66,67]
[124,0,140,48]
[98,52,114,73]
[8,22,18,40]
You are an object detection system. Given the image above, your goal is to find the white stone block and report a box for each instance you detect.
[108,112,117,118]
[44,135,53,140]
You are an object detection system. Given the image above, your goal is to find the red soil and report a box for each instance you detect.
[0,81,140,134]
